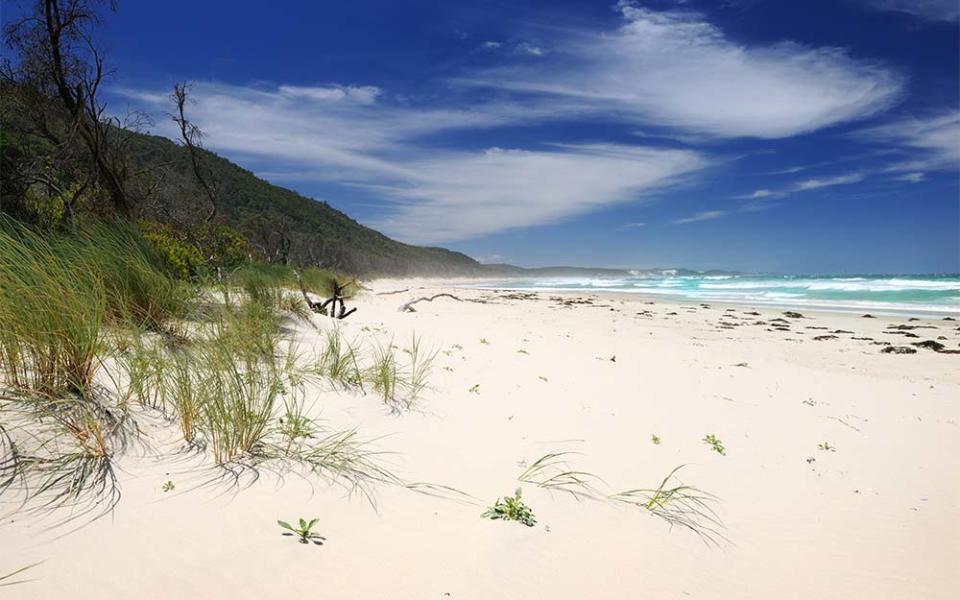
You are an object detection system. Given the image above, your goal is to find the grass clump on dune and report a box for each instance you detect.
[0,217,191,397]
[609,465,725,546]
[518,452,604,501]
[0,220,404,518]
[0,221,105,396]
[314,327,363,390]
[366,334,436,411]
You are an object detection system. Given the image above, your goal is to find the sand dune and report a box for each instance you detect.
[2,279,958,598]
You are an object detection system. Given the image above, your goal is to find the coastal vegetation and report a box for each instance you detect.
[0,1,726,557]
[482,488,537,527]
[277,517,324,544]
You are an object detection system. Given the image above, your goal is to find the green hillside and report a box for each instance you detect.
[0,84,481,276]
[122,132,482,276]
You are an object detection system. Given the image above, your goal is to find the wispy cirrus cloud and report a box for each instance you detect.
[458,2,903,139]
[857,111,960,173]
[674,210,726,224]
[116,82,706,243]
[369,144,704,242]
[111,2,924,244]
[850,0,960,22]
[276,84,382,104]
[739,172,867,199]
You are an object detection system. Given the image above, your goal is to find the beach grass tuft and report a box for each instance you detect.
[518,452,603,500]
[609,465,725,546]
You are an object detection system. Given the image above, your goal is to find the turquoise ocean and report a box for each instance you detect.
[465,273,960,316]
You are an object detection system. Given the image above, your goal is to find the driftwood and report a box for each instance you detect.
[376,288,410,296]
[295,271,358,320]
[399,293,467,313]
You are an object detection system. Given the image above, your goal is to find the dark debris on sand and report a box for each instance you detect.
[882,346,917,354]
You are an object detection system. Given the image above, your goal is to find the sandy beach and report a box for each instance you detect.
[2,278,958,599]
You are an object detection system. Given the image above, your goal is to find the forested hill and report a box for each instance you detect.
[122,131,482,276]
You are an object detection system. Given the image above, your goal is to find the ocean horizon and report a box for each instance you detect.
[463,273,960,316]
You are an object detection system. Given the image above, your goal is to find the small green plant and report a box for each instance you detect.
[818,442,836,452]
[703,434,725,455]
[277,517,325,544]
[480,338,490,345]
[162,480,175,493]
[468,383,480,394]
[482,488,536,527]
[651,434,661,445]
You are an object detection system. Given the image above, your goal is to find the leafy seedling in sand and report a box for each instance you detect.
[469,383,480,394]
[482,488,536,527]
[818,442,836,452]
[162,480,175,493]
[278,518,325,544]
[703,434,726,455]
[651,434,661,445]
[480,338,490,345]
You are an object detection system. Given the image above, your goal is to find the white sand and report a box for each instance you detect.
[2,279,959,598]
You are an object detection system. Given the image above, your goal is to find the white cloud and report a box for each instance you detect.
[851,0,959,22]
[459,3,903,138]
[370,144,705,242]
[895,172,926,183]
[277,84,381,104]
[739,172,866,199]
[515,42,545,56]
[619,222,647,229]
[481,41,502,49]
[858,111,960,172]
[117,82,708,243]
[793,173,866,191]
[674,210,726,224]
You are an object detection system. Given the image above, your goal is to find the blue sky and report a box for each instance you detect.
[11,0,959,273]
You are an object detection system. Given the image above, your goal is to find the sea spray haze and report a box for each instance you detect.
[465,274,960,316]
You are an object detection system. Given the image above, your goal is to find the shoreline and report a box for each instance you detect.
[3,278,958,599]
[373,276,960,319]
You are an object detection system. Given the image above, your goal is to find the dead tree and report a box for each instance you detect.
[4,0,134,215]
[295,271,357,320]
[170,82,217,223]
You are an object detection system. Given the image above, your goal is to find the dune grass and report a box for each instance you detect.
[314,327,364,390]
[0,220,409,520]
[0,561,41,588]
[228,263,349,302]
[609,465,725,546]
[518,452,604,500]
[0,219,106,396]
[366,334,436,410]
[368,341,400,406]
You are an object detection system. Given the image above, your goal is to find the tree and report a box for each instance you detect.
[170,82,218,223]
[2,0,136,220]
